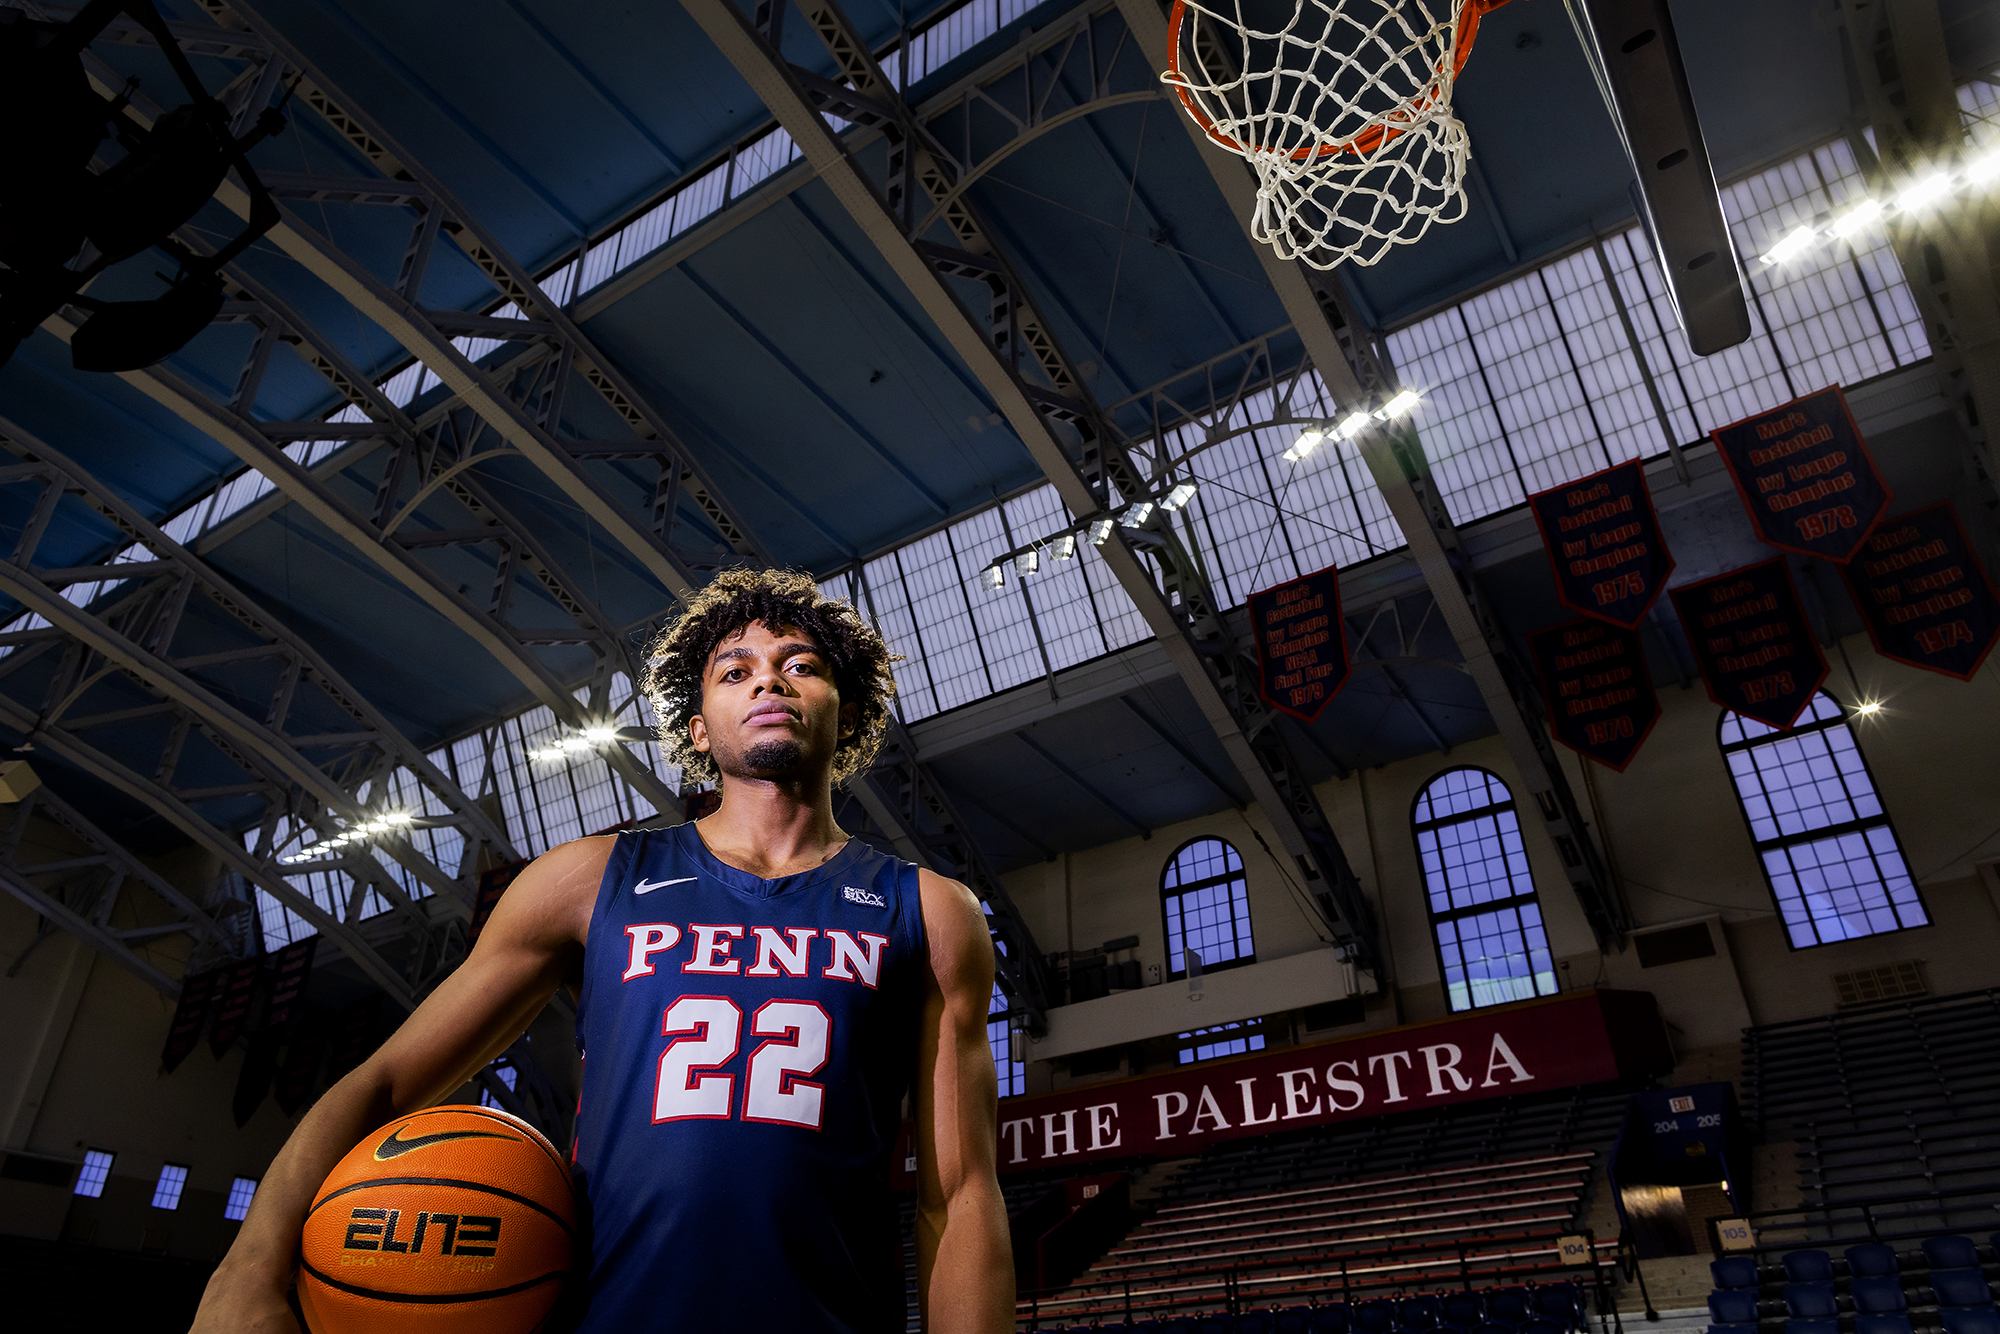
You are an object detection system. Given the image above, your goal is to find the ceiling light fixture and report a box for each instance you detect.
[1830,199,1883,237]
[1014,549,1039,576]
[982,563,1006,590]
[1121,501,1155,528]
[1283,426,1326,462]
[1051,534,1077,561]
[1162,481,1199,511]
[1761,225,1818,266]
[581,726,618,743]
[1087,517,1116,546]
[1896,173,1952,214]
[1378,389,1422,420]
[1852,699,1884,717]
[1335,410,1374,439]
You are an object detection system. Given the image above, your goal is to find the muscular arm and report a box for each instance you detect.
[190,836,611,1334]
[913,869,1014,1334]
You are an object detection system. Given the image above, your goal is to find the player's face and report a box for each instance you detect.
[688,621,858,782]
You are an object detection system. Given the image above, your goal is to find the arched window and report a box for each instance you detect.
[1719,691,1926,948]
[1414,767,1558,1012]
[1161,837,1254,979]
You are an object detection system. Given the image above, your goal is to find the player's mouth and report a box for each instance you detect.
[745,700,801,727]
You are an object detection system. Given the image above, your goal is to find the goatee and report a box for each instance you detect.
[742,738,806,772]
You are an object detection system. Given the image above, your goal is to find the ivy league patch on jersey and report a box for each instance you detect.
[571,823,925,1334]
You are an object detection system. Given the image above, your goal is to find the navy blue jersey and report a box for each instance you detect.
[571,824,926,1334]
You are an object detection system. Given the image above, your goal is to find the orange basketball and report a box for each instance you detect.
[298,1105,575,1334]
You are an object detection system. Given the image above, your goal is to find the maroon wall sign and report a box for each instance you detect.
[1842,503,2000,681]
[1528,461,1676,628]
[160,965,221,1072]
[1527,618,1660,771]
[1710,386,1892,562]
[1248,565,1350,723]
[1670,559,1829,730]
[892,991,1669,1182]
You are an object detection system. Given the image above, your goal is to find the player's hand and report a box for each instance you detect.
[188,1263,301,1334]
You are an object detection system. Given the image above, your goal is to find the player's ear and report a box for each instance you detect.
[688,713,710,754]
[837,700,859,740]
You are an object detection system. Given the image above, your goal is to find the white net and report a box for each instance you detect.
[1163,0,1487,268]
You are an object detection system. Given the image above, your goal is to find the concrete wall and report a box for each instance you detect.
[1001,630,2000,1082]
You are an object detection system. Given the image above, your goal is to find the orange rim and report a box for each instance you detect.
[1166,0,1505,163]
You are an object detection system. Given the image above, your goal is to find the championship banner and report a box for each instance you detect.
[1670,559,1828,730]
[275,1009,328,1116]
[468,858,531,947]
[1527,618,1659,771]
[1247,565,1350,723]
[1527,461,1675,628]
[1710,386,1892,562]
[893,991,1669,1181]
[263,937,318,1034]
[1842,503,2000,681]
[207,956,264,1058]
[232,1030,282,1128]
[160,965,221,1072]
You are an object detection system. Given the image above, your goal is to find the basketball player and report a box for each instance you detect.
[192,568,1014,1333]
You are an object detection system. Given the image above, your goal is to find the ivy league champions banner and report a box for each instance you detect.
[1527,618,1660,770]
[1248,565,1350,723]
[1710,386,1892,563]
[1527,461,1675,628]
[1842,503,2000,681]
[1670,559,1829,730]
[893,991,1670,1180]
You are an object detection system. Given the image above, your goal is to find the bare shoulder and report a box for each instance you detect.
[477,833,620,953]
[915,868,994,1005]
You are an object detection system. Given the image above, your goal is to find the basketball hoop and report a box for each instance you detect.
[1163,0,1508,268]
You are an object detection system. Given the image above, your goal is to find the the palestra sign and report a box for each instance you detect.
[904,990,1669,1181]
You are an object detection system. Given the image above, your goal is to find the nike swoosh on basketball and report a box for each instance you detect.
[634,876,697,894]
[372,1126,516,1161]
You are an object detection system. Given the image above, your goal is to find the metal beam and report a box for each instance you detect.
[680,0,1384,975]
[1014,731,1151,839]
[1112,0,1629,949]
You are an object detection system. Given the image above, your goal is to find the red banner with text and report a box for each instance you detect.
[897,990,1668,1183]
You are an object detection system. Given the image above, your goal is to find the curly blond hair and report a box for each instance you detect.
[641,568,897,786]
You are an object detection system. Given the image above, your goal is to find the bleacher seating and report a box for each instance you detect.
[1741,989,2000,1217]
[1699,1235,2000,1334]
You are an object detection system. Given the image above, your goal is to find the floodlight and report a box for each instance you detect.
[1162,481,1199,511]
[582,727,618,742]
[1378,389,1422,420]
[1852,699,1884,716]
[1830,199,1883,237]
[1965,150,2000,188]
[1120,501,1155,528]
[1283,427,1326,462]
[1087,517,1116,546]
[1897,173,1952,214]
[1335,410,1373,439]
[982,564,1006,590]
[558,735,589,751]
[384,812,413,825]
[1760,225,1818,266]
[1051,534,1077,561]
[1015,549,1039,576]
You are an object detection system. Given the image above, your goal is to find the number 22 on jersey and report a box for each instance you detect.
[653,995,832,1129]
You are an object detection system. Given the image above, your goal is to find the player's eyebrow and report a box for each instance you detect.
[711,640,824,671]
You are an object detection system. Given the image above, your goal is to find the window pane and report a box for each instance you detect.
[1435,904,1558,1012]
[1416,769,1553,1013]
[151,1163,188,1210]
[75,1149,114,1198]
[1720,692,1923,949]
[224,1177,258,1222]
[1177,1022,1267,1065]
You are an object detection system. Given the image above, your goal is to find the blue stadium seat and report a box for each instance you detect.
[1712,1256,1760,1290]
[1933,1269,1994,1309]
[1441,1292,1485,1332]
[1942,1311,2000,1334]
[1709,1290,1760,1325]
[1925,1237,1982,1272]
[1846,1245,1901,1279]
[1133,1324,1163,1334]
[1355,1299,1397,1334]
[1534,1283,1587,1331]
[1163,1320,1200,1334]
[1517,1318,1564,1334]
[1400,1295,1443,1332]
[1277,1309,1313,1334]
[1708,1324,1757,1334]
[1241,1313,1276,1334]
[1783,1282,1837,1319]
[1783,1251,1835,1284]
[1316,1304,1352,1334]
[1200,1316,1235,1334]
[1468,1322,1513,1334]
[1488,1289,1534,1325]
[1856,1315,1915,1334]
[1787,1319,1839,1334]
[1851,1276,1908,1313]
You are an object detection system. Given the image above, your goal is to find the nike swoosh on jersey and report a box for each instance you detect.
[372,1126,516,1161]
[633,876,697,894]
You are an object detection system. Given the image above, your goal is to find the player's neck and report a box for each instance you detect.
[696,776,847,880]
